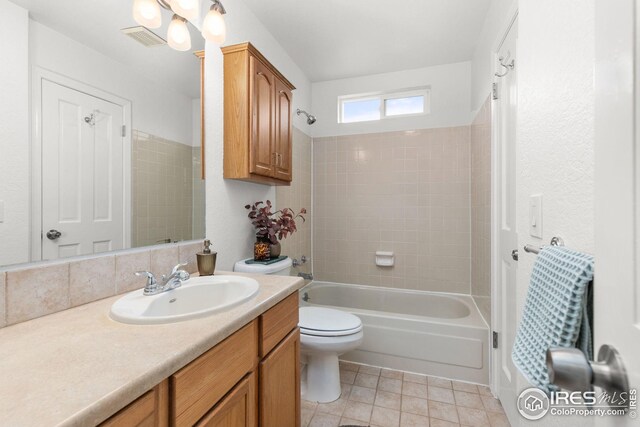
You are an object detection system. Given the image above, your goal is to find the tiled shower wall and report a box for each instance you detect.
[132,130,194,247]
[276,127,313,276]
[192,147,206,240]
[313,127,472,293]
[471,98,492,323]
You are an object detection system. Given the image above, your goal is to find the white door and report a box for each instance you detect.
[492,16,519,422]
[594,0,639,424]
[41,80,125,260]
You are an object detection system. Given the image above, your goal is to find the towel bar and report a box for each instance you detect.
[523,236,564,254]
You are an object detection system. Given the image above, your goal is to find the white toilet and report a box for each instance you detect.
[233,256,364,403]
[299,306,363,403]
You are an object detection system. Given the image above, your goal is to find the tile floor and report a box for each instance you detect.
[302,362,510,427]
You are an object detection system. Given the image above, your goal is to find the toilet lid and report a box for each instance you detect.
[299,307,362,337]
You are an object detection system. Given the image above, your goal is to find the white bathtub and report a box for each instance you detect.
[300,281,490,384]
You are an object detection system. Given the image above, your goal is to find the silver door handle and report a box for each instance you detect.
[46,229,62,240]
[511,249,519,261]
[547,345,630,409]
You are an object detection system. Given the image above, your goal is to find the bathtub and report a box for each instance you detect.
[300,281,490,384]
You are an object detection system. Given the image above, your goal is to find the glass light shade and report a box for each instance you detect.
[170,0,199,21]
[202,7,226,44]
[133,0,162,28]
[167,15,192,51]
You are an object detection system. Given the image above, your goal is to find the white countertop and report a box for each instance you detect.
[0,272,304,427]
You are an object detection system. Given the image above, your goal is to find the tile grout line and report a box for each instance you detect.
[304,361,509,427]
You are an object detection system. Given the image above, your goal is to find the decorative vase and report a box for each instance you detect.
[270,241,281,258]
[254,239,271,261]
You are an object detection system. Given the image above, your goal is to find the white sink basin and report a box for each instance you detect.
[110,275,260,324]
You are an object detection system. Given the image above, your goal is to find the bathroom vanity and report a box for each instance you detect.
[0,272,303,427]
[102,292,299,427]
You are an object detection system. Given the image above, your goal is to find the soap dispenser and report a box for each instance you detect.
[196,239,217,276]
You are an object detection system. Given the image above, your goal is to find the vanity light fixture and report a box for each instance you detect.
[167,14,192,51]
[170,0,199,21]
[202,0,227,45]
[132,0,162,29]
[132,0,228,51]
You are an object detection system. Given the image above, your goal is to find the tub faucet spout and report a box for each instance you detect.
[298,272,313,281]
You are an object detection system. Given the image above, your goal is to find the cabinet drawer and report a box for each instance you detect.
[259,292,299,357]
[100,380,168,427]
[171,320,258,427]
[195,372,257,427]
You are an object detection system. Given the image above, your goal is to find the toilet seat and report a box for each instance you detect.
[299,307,363,337]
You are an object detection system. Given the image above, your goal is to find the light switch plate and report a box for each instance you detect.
[0,200,4,223]
[529,194,542,238]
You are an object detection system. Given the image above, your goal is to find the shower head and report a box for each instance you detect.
[296,108,316,125]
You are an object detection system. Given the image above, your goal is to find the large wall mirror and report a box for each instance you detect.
[0,0,205,267]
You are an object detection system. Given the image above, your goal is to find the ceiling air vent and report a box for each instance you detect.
[121,26,167,47]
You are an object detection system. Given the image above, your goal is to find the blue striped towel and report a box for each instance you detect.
[512,246,594,393]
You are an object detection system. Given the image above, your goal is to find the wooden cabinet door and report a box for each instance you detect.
[195,372,257,427]
[273,79,293,182]
[100,380,168,427]
[250,56,275,177]
[259,328,300,427]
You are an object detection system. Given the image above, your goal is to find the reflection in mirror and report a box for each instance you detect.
[0,0,205,267]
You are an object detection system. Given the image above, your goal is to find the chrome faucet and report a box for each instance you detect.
[136,263,190,296]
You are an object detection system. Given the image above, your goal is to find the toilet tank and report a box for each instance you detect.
[233,257,293,276]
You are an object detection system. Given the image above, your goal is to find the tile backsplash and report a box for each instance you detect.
[0,240,201,328]
[313,127,472,293]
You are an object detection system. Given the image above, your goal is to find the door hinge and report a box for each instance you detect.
[492,82,499,100]
[121,125,126,137]
[492,331,499,349]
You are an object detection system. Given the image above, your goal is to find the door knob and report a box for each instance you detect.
[46,229,62,240]
[546,345,630,409]
[511,249,519,261]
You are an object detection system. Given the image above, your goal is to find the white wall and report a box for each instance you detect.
[513,1,595,425]
[311,62,472,137]
[470,0,516,113]
[191,98,201,147]
[0,0,29,266]
[203,0,312,270]
[30,21,194,145]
